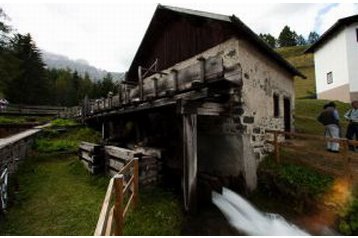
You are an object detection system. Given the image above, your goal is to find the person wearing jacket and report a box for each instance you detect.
[344,100,358,151]
[317,102,340,153]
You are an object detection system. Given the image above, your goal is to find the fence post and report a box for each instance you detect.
[113,174,124,236]
[274,132,280,163]
[133,158,139,208]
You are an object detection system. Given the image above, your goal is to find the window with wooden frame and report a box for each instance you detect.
[273,94,280,118]
[327,72,333,84]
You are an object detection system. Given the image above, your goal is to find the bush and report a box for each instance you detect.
[338,191,358,235]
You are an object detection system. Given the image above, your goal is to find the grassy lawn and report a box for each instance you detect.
[295,99,351,135]
[0,124,183,235]
[0,153,109,235]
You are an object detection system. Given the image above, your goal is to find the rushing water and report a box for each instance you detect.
[212,187,310,236]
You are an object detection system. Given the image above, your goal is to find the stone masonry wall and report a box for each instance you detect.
[191,37,294,191]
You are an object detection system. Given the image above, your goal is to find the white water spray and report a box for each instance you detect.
[212,188,310,236]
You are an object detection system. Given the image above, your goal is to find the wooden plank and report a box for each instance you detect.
[113,175,124,236]
[105,146,136,161]
[197,57,205,83]
[123,175,135,195]
[118,159,135,175]
[104,206,114,236]
[80,151,93,163]
[133,158,139,207]
[205,56,223,80]
[197,102,225,116]
[177,62,201,91]
[79,141,101,153]
[94,178,114,236]
[122,192,135,219]
[107,158,125,171]
[133,147,163,159]
[182,113,197,213]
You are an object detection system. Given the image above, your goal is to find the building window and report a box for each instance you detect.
[273,94,279,118]
[356,28,358,42]
[327,72,333,84]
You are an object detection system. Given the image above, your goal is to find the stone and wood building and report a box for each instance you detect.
[75,5,304,211]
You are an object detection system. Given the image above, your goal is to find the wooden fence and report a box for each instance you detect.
[78,142,104,174]
[94,158,139,236]
[0,104,66,116]
[267,130,358,179]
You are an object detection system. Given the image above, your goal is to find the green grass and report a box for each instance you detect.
[0,153,183,235]
[34,127,102,153]
[0,116,52,124]
[1,123,183,235]
[259,156,334,197]
[295,99,350,135]
[124,187,183,235]
[0,154,109,235]
[50,118,79,127]
[276,45,315,99]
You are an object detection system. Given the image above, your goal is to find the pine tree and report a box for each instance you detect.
[278,26,298,47]
[296,34,307,46]
[259,33,277,48]
[8,33,49,104]
[308,31,320,45]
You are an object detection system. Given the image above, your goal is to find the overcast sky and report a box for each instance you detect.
[1,1,358,72]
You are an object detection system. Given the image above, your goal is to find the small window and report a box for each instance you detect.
[273,94,280,118]
[356,28,358,42]
[327,72,333,84]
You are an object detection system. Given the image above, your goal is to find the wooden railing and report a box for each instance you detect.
[0,104,66,116]
[267,130,358,178]
[94,158,139,236]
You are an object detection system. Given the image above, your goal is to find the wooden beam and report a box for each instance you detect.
[197,57,206,83]
[138,66,144,101]
[182,113,197,213]
[113,175,124,236]
[169,69,178,92]
[152,77,158,98]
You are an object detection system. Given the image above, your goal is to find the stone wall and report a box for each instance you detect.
[190,37,295,191]
[0,128,42,174]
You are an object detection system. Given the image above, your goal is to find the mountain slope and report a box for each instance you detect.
[41,51,124,81]
[275,45,315,99]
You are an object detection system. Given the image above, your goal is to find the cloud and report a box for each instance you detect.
[1,2,357,72]
[316,3,358,34]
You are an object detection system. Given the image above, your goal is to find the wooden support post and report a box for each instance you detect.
[96,100,100,112]
[118,84,122,106]
[152,77,158,98]
[127,87,131,104]
[182,113,197,213]
[171,69,178,91]
[113,174,124,236]
[197,57,206,83]
[138,66,144,101]
[102,122,106,141]
[274,132,280,163]
[133,158,139,207]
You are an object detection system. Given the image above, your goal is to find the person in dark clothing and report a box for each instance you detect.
[317,102,340,152]
[344,100,358,151]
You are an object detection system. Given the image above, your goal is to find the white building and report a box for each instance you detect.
[306,15,358,103]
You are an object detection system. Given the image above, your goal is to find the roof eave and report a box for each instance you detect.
[230,15,306,79]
